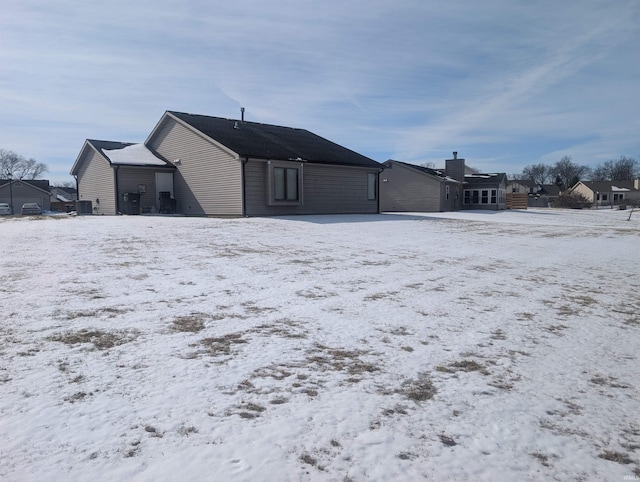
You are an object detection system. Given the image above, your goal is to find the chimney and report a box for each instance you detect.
[241,107,245,122]
[445,151,466,183]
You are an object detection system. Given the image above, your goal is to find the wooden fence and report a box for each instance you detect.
[506,193,528,209]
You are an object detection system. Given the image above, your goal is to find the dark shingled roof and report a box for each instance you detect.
[87,140,136,151]
[540,184,561,196]
[383,160,460,182]
[169,111,382,169]
[510,179,538,189]
[579,180,636,192]
[464,172,508,185]
[0,179,50,192]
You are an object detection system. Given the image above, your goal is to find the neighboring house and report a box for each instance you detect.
[566,180,640,207]
[143,111,383,216]
[51,187,77,203]
[507,179,562,208]
[50,186,78,213]
[526,183,561,208]
[71,140,176,215]
[508,179,538,194]
[445,153,507,210]
[379,160,462,212]
[0,179,51,213]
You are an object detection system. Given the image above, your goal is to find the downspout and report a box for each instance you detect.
[114,166,120,214]
[74,175,79,213]
[241,157,248,217]
[377,168,383,214]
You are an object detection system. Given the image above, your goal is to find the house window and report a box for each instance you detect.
[446,185,450,200]
[481,190,489,204]
[274,167,298,201]
[464,190,471,205]
[602,194,608,201]
[472,190,479,204]
[491,189,497,204]
[367,172,377,200]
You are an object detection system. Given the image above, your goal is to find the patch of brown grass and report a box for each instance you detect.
[599,450,633,464]
[199,333,247,356]
[49,329,137,350]
[437,359,489,375]
[399,373,437,401]
[171,315,206,333]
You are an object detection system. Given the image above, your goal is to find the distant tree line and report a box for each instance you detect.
[0,149,48,180]
[512,155,639,190]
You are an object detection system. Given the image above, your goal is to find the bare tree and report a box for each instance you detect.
[550,156,591,190]
[54,181,76,189]
[591,162,611,181]
[592,156,638,181]
[0,149,48,179]
[521,163,552,185]
[420,161,436,168]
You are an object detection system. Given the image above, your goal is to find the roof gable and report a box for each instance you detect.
[0,179,50,194]
[71,140,171,175]
[165,111,382,169]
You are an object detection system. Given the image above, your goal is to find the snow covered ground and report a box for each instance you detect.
[1,208,639,481]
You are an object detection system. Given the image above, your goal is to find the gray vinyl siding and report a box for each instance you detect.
[0,183,50,211]
[244,160,379,216]
[380,163,445,212]
[77,149,116,215]
[116,166,175,213]
[148,117,243,216]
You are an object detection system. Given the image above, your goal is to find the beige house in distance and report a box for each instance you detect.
[567,180,640,207]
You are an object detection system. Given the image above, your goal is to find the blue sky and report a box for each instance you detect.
[1,0,639,185]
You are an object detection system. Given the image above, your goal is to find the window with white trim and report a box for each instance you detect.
[464,188,502,205]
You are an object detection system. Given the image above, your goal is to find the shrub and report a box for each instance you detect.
[557,192,592,209]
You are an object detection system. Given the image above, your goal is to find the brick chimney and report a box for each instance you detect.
[445,151,466,183]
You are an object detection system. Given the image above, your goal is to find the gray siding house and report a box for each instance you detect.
[145,111,383,216]
[445,153,507,210]
[71,140,176,215]
[0,179,51,213]
[379,160,462,212]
